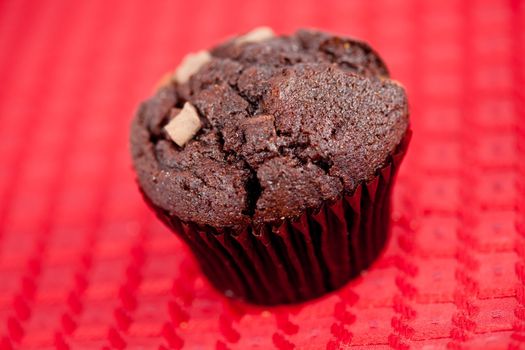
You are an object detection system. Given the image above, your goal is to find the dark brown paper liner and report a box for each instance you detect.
[148,131,411,305]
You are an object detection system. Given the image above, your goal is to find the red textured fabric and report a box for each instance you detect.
[0,0,523,349]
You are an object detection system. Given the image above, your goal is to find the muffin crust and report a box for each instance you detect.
[130,29,409,229]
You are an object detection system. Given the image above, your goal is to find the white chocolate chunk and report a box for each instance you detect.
[173,50,211,84]
[236,26,275,45]
[164,103,202,147]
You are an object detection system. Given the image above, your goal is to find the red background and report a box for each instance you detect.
[0,0,524,348]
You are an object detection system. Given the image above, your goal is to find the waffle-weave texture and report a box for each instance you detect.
[0,0,524,349]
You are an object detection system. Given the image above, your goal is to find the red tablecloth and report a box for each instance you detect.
[0,0,524,348]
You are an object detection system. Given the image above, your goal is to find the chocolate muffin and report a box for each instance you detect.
[130,27,410,305]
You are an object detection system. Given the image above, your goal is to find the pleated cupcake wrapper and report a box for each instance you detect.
[156,131,411,305]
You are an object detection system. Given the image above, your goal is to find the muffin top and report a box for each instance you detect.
[130,28,409,230]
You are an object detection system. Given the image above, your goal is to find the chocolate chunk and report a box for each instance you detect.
[174,50,211,84]
[164,102,202,147]
[236,26,275,45]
